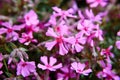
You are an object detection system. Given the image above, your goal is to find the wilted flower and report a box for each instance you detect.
[8,48,28,64]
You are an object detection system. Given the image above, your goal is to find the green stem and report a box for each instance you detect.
[3,59,9,72]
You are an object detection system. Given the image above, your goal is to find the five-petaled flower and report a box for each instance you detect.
[17,60,36,77]
[71,62,92,76]
[38,56,62,71]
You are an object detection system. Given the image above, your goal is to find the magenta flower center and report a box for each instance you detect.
[7,29,13,33]
[96,0,101,2]
[46,65,52,68]
[84,27,88,31]
[56,36,63,43]
[22,63,27,67]
[104,49,110,55]
[26,16,29,20]
[77,69,82,72]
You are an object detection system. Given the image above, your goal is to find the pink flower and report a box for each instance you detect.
[100,46,114,58]
[117,31,120,36]
[38,56,62,71]
[116,41,120,49]
[0,22,24,41]
[95,25,103,41]
[57,66,76,80]
[24,10,39,26]
[25,25,40,34]
[71,62,92,76]
[52,6,77,20]
[77,20,94,36]
[97,63,119,80]
[86,0,108,7]
[85,9,102,23]
[19,32,37,45]
[100,46,114,63]
[45,27,68,55]
[65,32,86,53]
[0,53,3,75]
[17,61,36,77]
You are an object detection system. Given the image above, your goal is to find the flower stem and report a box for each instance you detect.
[3,59,9,72]
[76,73,80,80]
[45,70,49,80]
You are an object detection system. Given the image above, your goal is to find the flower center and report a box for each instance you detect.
[22,63,27,67]
[8,29,13,33]
[56,36,63,43]
[46,65,52,68]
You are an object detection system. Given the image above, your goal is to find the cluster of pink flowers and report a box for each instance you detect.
[0,0,120,79]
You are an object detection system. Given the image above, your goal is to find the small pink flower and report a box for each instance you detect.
[100,46,114,58]
[25,25,39,33]
[97,63,119,80]
[45,27,68,55]
[71,62,92,76]
[87,0,108,7]
[0,53,3,75]
[19,32,37,45]
[85,9,102,23]
[17,60,36,77]
[38,56,62,71]
[94,24,103,41]
[0,22,24,41]
[52,6,77,20]
[65,32,86,53]
[117,31,120,36]
[116,41,120,49]
[24,10,39,26]
[77,20,94,36]
[57,66,76,80]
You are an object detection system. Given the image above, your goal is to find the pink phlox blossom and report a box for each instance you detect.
[100,46,114,58]
[24,10,39,26]
[57,66,75,80]
[97,63,119,80]
[44,15,57,27]
[71,62,92,76]
[100,46,114,63]
[45,18,69,36]
[0,22,24,41]
[77,20,94,36]
[78,10,85,20]
[38,56,62,71]
[45,27,68,55]
[85,9,102,23]
[86,33,96,47]
[17,60,36,77]
[25,25,39,34]
[117,31,120,36]
[19,32,37,45]
[86,0,108,8]
[52,6,77,20]
[65,32,86,53]
[0,53,3,75]
[116,40,120,49]
[94,24,103,41]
